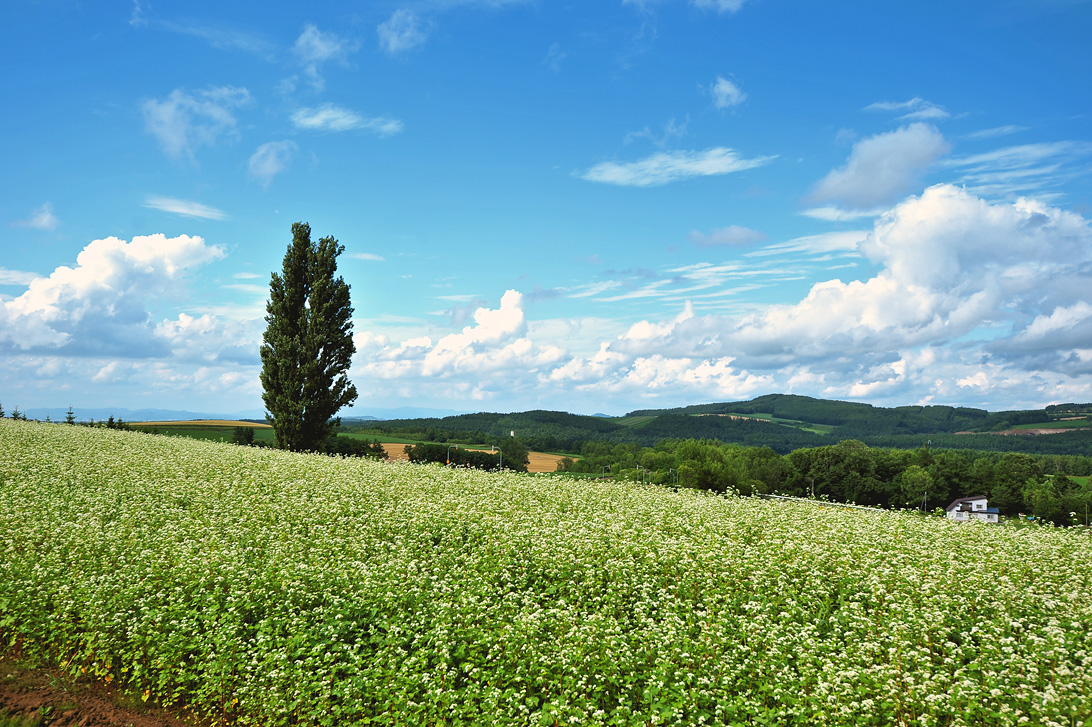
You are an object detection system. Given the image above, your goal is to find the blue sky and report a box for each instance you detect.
[3,0,1092,418]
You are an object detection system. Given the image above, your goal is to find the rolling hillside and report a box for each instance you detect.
[344,394,1092,456]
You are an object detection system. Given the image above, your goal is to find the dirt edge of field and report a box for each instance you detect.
[0,652,192,727]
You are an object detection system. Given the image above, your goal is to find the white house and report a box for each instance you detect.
[945,495,1000,523]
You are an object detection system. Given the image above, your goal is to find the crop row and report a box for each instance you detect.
[1,419,1091,725]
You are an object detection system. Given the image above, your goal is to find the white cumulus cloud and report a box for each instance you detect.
[809,123,949,209]
[0,234,226,356]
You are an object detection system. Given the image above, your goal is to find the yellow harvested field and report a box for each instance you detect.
[528,451,569,473]
[132,420,273,428]
[380,443,411,461]
[378,443,569,473]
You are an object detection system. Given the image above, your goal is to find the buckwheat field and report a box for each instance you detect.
[1,420,1090,726]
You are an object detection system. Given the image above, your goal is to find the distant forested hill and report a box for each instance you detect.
[343,394,1092,456]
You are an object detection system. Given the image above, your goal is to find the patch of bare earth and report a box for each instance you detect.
[378,443,569,473]
[956,428,1073,436]
[0,653,194,727]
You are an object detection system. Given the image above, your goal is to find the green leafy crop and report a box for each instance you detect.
[2,420,1091,726]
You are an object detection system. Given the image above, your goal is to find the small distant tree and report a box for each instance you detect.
[233,426,256,446]
[0,402,5,418]
[260,222,358,452]
[64,407,76,425]
[497,435,530,472]
[898,465,934,509]
[11,406,23,421]
[106,415,116,429]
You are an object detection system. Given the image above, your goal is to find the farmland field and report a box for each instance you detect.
[130,420,277,445]
[2,420,1092,726]
[377,443,569,474]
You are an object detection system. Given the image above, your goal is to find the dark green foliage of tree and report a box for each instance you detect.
[323,436,386,459]
[404,443,503,471]
[261,223,358,452]
[990,453,1044,515]
[897,465,934,509]
[497,435,530,472]
[233,426,256,446]
[64,407,76,425]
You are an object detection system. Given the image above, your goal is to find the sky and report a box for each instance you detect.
[2,0,1092,418]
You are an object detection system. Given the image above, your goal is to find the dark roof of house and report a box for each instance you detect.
[945,495,989,512]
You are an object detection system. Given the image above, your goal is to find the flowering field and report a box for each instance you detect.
[1,420,1091,726]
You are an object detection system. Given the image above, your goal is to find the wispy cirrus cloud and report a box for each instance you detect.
[142,196,227,221]
[293,24,358,91]
[142,86,251,162]
[377,9,430,54]
[248,141,297,189]
[624,117,687,147]
[13,203,60,231]
[962,125,1029,141]
[129,5,275,59]
[623,0,749,14]
[688,225,766,247]
[799,206,886,222]
[159,21,274,59]
[710,75,746,110]
[580,147,775,187]
[944,141,1092,199]
[291,104,403,136]
[865,97,950,122]
[0,268,39,286]
[744,231,867,259]
[692,0,748,12]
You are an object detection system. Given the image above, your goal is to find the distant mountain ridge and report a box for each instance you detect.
[22,407,267,423]
[22,405,467,423]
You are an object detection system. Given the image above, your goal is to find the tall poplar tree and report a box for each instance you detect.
[260,222,358,451]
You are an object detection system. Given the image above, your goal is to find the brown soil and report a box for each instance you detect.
[956,428,1073,437]
[0,653,192,727]
[379,443,569,473]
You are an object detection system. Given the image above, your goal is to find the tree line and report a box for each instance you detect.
[402,437,531,472]
[557,438,1092,525]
